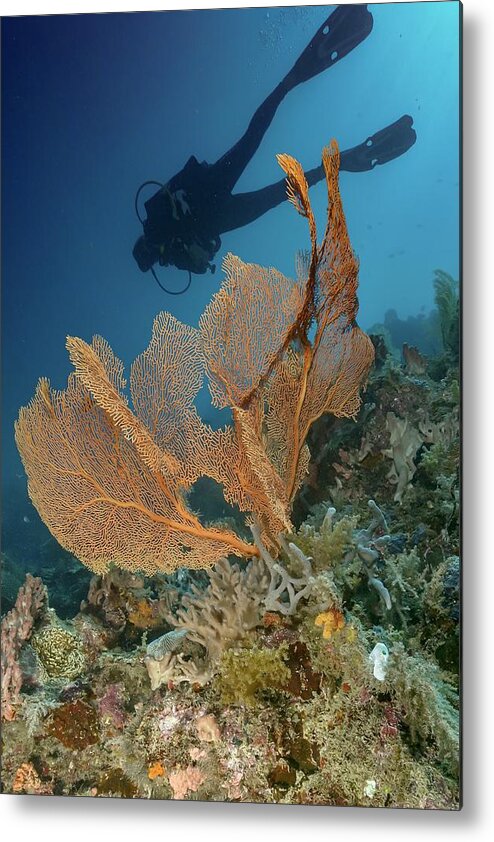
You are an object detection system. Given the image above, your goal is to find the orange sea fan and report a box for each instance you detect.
[15,139,373,575]
[15,360,256,575]
[265,141,374,500]
[199,139,375,507]
[199,252,305,410]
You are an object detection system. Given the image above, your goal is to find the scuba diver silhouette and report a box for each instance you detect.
[133,4,417,294]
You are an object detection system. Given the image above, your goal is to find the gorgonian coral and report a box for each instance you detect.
[15,141,373,576]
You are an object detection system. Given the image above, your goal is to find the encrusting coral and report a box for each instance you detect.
[15,140,373,577]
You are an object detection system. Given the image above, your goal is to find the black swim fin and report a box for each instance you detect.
[284,4,373,90]
[339,115,417,172]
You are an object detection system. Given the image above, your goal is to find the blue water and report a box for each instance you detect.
[1,3,460,542]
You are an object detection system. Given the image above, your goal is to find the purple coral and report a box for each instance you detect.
[1,574,47,721]
[96,682,127,730]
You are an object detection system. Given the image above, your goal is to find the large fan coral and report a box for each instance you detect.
[15,141,374,576]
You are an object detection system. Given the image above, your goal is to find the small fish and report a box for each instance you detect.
[146,629,188,660]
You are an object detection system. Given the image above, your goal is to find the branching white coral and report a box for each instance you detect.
[250,520,314,615]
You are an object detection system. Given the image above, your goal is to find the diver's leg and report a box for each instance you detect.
[210,4,373,194]
[215,166,324,234]
[216,115,417,234]
[211,81,292,196]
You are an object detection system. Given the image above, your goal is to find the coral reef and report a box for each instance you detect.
[1,463,460,804]
[2,144,459,809]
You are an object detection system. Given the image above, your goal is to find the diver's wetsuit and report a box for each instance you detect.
[133,4,417,283]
